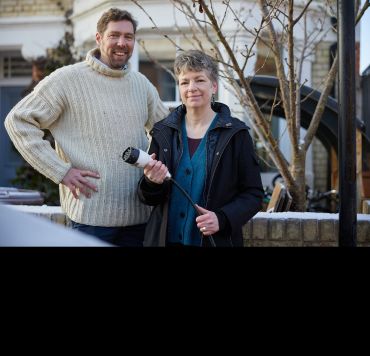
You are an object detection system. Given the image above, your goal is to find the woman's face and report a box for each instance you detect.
[178,70,217,110]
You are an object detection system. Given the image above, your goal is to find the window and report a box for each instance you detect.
[1,53,32,79]
[139,60,177,102]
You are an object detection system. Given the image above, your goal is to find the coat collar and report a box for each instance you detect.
[159,102,246,131]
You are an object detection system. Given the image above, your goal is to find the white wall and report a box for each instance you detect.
[0,16,66,60]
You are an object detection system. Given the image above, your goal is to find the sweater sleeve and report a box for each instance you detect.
[144,81,169,135]
[4,79,72,184]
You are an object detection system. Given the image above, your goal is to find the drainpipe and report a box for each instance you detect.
[338,0,357,246]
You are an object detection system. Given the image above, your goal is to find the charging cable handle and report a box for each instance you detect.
[122,147,171,178]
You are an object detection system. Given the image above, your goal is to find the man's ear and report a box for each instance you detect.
[96,32,102,46]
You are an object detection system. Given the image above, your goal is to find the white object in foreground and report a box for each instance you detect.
[0,204,112,247]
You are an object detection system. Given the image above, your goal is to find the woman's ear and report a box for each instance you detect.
[212,80,218,94]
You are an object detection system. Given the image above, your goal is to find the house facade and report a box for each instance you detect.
[0,0,360,195]
[0,0,72,185]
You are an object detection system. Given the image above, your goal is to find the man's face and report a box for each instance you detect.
[96,20,135,69]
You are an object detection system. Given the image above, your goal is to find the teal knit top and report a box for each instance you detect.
[167,115,218,246]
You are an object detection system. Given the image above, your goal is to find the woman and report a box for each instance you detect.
[138,50,263,247]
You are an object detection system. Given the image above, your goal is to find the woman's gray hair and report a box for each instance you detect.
[174,50,218,83]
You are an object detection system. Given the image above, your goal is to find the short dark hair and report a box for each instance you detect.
[174,50,218,83]
[97,8,138,34]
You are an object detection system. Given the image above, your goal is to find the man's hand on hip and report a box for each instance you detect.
[61,168,100,199]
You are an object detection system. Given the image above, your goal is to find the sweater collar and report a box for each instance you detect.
[86,48,130,78]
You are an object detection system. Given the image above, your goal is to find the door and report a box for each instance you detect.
[0,86,26,186]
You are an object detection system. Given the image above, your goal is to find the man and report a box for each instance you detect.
[5,8,169,246]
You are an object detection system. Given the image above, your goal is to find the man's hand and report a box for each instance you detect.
[61,168,100,199]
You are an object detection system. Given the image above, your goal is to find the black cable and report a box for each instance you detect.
[169,178,216,247]
[121,147,216,247]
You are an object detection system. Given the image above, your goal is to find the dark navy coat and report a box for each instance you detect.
[138,102,264,247]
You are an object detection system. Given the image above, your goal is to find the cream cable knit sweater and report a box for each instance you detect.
[5,48,169,226]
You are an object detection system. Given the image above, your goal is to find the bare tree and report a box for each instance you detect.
[132,0,369,211]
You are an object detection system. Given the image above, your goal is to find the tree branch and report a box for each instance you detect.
[356,0,370,25]
[130,0,182,50]
[259,0,292,126]
[303,53,338,152]
[288,0,299,152]
[199,0,295,189]
[293,0,313,26]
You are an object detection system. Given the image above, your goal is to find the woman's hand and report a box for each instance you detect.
[143,153,169,185]
[195,204,220,236]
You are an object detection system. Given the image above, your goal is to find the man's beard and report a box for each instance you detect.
[109,49,131,69]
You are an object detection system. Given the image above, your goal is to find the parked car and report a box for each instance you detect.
[0,187,44,205]
[0,204,111,247]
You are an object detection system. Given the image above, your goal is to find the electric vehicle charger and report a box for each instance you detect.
[122,147,216,247]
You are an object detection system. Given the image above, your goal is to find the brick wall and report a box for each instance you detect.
[0,0,73,17]
[244,212,370,247]
[312,41,331,91]
[243,212,370,247]
[311,41,332,192]
[312,138,328,191]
